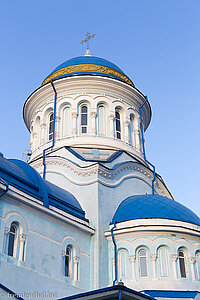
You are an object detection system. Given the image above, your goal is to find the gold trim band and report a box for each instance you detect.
[42,64,134,86]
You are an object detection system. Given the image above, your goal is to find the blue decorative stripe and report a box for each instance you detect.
[65,147,123,163]
[143,290,199,298]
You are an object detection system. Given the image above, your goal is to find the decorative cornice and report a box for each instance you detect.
[42,64,134,87]
[30,156,169,196]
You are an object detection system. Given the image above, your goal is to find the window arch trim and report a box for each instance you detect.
[80,105,88,134]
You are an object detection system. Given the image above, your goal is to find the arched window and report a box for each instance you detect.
[49,113,54,141]
[139,249,148,278]
[118,250,127,279]
[8,223,17,257]
[195,251,200,280]
[62,106,70,137]
[160,248,169,277]
[98,105,106,136]
[65,246,72,278]
[80,106,88,134]
[115,110,121,139]
[179,251,187,278]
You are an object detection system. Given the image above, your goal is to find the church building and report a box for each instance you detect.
[0,40,200,299]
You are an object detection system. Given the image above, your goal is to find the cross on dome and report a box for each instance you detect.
[81,32,95,56]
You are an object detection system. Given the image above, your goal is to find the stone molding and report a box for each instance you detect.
[30,156,169,196]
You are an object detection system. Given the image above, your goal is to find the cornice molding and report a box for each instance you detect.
[30,156,170,196]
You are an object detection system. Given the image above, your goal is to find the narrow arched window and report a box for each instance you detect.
[98,105,106,136]
[196,251,200,280]
[179,251,186,278]
[81,106,88,134]
[62,107,70,137]
[118,251,126,279]
[65,246,72,277]
[139,250,148,277]
[160,249,169,277]
[115,111,121,139]
[49,113,54,141]
[8,224,17,257]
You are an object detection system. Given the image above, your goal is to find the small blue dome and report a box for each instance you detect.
[112,194,200,226]
[42,56,134,87]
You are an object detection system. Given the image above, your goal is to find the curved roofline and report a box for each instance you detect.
[112,194,200,226]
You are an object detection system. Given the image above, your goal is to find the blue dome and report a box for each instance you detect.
[112,194,200,226]
[0,156,86,220]
[53,56,125,74]
[42,56,134,87]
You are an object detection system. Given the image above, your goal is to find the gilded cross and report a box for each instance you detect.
[81,32,95,55]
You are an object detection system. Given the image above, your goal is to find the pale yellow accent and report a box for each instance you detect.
[42,64,134,87]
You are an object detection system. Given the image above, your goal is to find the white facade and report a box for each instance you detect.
[0,54,199,300]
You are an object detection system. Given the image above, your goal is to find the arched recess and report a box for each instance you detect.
[60,103,71,137]
[129,113,136,147]
[157,245,171,278]
[195,250,200,280]
[97,103,107,136]
[33,116,41,149]
[117,248,130,280]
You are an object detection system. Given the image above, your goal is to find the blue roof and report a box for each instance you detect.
[143,290,200,298]
[59,284,156,300]
[52,56,125,74]
[112,194,200,226]
[0,156,86,221]
[42,55,134,86]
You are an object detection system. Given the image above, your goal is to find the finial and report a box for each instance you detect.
[81,32,95,56]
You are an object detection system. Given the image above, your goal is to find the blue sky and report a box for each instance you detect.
[0,0,199,216]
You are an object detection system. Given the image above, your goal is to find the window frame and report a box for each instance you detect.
[80,105,88,134]
[65,245,73,278]
[8,224,17,257]
[115,110,121,139]
[178,250,187,278]
[48,112,54,141]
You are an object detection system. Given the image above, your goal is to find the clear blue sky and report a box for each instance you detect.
[0,0,199,216]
